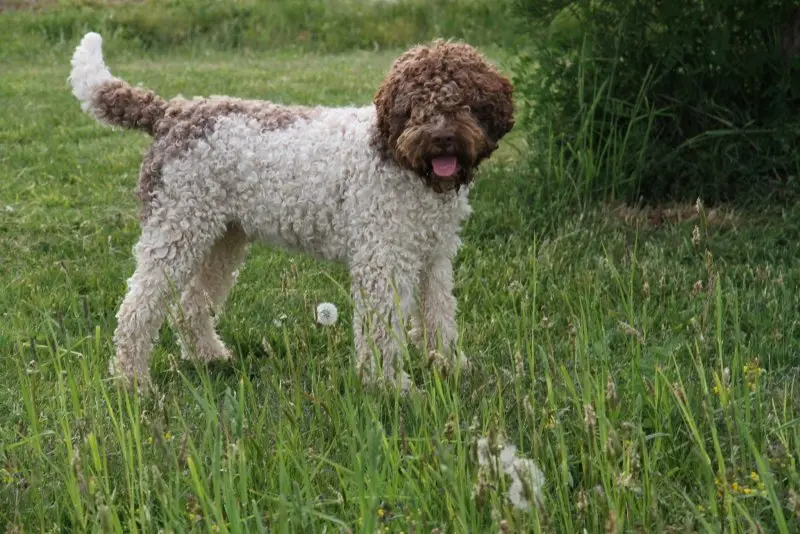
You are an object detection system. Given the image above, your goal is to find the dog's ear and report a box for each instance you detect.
[374,46,431,151]
[442,42,515,144]
[373,67,412,152]
[373,75,397,150]
[471,71,515,144]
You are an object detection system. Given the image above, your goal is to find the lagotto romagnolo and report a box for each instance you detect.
[69,32,514,392]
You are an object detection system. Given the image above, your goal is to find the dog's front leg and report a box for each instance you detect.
[416,253,469,373]
[350,259,417,391]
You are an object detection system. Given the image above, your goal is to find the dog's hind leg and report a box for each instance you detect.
[171,223,251,363]
[110,214,224,392]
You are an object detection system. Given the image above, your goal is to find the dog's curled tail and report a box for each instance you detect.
[70,32,167,136]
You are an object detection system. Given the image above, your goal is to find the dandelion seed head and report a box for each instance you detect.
[272,313,288,328]
[315,302,338,325]
[474,431,546,511]
[508,476,528,509]
[507,458,545,510]
[476,437,491,467]
[499,444,517,469]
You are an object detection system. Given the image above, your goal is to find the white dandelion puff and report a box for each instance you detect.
[508,476,527,509]
[315,302,338,326]
[499,444,517,468]
[474,433,546,511]
[272,313,288,328]
[506,458,545,511]
[476,437,492,467]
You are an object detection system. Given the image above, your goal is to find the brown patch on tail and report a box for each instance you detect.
[91,80,168,136]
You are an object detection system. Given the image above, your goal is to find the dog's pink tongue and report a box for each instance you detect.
[431,156,458,177]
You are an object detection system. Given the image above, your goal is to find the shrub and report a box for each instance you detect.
[512,0,800,204]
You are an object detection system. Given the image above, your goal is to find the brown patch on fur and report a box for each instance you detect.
[91,80,169,136]
[372,40,514,191]
[138,97,315,219]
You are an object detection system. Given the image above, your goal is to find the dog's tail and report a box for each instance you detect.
[70,32,167,136]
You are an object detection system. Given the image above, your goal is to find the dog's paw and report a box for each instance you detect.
[108,356,153,394]
[179,338,234,363]
[453,351,472,373]
[395,370,416,394]
[428,349,471,376]
[358,366,416,395]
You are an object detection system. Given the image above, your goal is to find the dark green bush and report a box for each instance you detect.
[513,0,800,204]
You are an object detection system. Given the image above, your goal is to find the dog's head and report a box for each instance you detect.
[373,40,514,192]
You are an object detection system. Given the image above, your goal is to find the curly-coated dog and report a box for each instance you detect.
[69,32,514,392]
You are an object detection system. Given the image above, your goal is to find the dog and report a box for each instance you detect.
[69,32,514,392]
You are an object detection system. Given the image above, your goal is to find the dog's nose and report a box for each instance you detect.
[431,130,456,145]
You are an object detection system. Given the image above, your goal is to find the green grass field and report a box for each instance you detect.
[3,7,800,533]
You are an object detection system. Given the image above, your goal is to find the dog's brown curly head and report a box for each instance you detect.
[373,40,514,192]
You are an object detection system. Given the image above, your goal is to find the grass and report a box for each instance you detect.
[0,0,522,59]
[3,8,800,534]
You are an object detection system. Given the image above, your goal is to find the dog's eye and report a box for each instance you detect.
[469,104,488,121]
[471,104,502,140]
[472,111,492,135]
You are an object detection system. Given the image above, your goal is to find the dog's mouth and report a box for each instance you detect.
[425,154,469,193]
[430,155,460,179]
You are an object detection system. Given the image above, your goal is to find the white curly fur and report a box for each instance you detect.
[70,33,476,392]
[69,32,116,113]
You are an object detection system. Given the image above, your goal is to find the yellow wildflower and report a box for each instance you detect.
[1,468,15,485]
[545,413,557,429]
[743,359,765,391]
